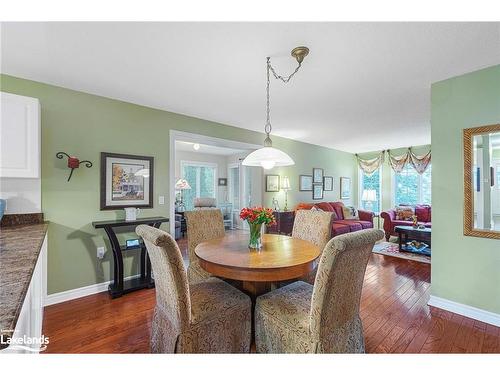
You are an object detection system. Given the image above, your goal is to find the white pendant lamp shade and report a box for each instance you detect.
[242,146,295,170]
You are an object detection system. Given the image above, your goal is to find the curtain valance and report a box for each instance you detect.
[357,148,431,175]
[408,148,431,174]
[388,148,431,174]
[355,151,385,175]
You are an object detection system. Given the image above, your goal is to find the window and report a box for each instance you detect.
[359,168,382,213]
[181,161,217,211]
[394,164,431,206]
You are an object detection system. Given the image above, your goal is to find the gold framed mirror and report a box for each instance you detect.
[463,124,500,239]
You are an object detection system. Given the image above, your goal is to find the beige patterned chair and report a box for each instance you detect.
[136,225,251,353]
[292,210,333,284]
[255,228,384,353]
[194,197,217,209]
[185,209,225,283]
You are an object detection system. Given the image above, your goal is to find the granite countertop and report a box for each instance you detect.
[0,221,48,348]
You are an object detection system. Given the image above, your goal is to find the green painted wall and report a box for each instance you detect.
[431,64,500,314]
[0,74,356,294]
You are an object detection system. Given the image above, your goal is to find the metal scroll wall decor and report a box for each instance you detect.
[56,152,93,181]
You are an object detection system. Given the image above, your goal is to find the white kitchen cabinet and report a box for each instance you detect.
[0,92,40,178]
[1,234,47,354]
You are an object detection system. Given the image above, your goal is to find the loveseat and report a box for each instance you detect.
[295,201,375,238]
[380,205,431,241]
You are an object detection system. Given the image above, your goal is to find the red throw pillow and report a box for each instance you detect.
[415,205,431,222]
[315,202,334,212]
[295,202,315,211]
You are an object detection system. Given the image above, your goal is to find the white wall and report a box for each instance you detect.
[0,177,41,214]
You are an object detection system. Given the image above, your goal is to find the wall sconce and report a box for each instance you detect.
[56,152,93,182]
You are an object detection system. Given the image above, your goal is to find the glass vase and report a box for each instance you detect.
[248,222,263,249]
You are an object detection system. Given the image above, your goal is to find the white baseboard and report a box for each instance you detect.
[44,275,141,307]
[428,295,500,327]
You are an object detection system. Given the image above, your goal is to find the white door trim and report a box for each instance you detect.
[169,130,260,235]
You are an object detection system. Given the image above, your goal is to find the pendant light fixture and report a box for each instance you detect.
[242,46,309,170]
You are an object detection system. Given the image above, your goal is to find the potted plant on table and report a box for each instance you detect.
[239,206,276,249]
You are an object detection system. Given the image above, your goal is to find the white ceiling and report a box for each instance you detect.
[175,140,248,156]
[1,22,499,153]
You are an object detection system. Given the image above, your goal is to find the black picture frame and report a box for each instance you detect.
[323,176,334,191]
[100,152,154,210]
[299,175,313,191]
[313,168,324,184]
[312,184,324,200]
[266,174,280,192]
[218,178,227,186]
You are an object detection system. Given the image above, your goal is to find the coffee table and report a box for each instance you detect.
[394,225,431,256]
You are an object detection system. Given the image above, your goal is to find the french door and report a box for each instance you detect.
[228,163,255,229]
[181,161,217,211]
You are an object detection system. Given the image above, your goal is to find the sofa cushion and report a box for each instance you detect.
[314,202,339,220]
[354,220,373,229]
[392,220,414,227]
[334,220,363,232]
[395,206,414,221]
[329,202,345,220]
[331,223,350,236]
[342,206,359,220]
[415,205,431,223]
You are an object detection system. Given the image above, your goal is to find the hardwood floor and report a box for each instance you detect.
[42,234,500,354]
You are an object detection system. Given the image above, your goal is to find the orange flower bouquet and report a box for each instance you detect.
[239,207,276,249]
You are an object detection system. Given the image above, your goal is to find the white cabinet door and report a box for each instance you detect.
[0,92,40,178]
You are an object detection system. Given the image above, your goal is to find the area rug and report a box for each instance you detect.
[372,241,431,264]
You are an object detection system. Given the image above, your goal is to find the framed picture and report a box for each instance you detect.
[313,184,324,200]
[299,175,313,191]
[218,178,227,186]
[323,176,333,191]
[340,177,351,200]
[313,168,324,183]
[100,152,154,210]
[266,174,280,192]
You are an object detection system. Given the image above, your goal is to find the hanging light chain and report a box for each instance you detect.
[268,59,303,83]
[264,54,304,147]
[265,57,272,139]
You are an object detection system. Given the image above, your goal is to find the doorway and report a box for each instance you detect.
[169,130,262,235]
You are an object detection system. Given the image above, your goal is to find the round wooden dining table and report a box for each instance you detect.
[195,233,321,299]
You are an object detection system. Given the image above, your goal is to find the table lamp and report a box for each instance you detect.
[361,189,377,212]
[175,178,191,212]
[281,176,291,211]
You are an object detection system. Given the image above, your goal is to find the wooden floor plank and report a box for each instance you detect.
[41,233,499,354]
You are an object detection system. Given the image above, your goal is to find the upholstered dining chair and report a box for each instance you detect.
[255,228,384,353]
[136,225,251,353]
[291,209,334,284]
[185,209,225,283]
[193,197,217,209]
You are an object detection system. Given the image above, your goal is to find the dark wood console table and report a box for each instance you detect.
[92,216,169,298]
[266,211,294,236]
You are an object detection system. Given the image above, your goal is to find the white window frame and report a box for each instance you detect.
[180,160,218,200]
[358,167,383,213]
[391,164,431,206]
